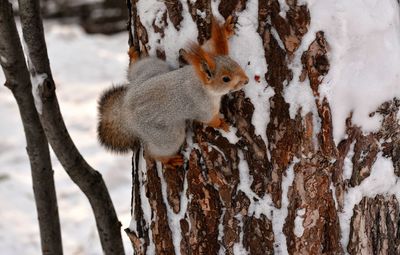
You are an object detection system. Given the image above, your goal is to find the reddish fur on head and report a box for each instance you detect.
[223,16,235,38]
[182,42,216,84]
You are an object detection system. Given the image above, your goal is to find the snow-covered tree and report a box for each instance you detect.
[126,0,400,254]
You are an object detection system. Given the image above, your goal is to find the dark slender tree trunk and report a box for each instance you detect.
[0,2,62,254]
[17,0,125,253]
[1,1,126,254]
[126,0,400,254]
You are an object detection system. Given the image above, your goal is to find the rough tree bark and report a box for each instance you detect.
[1,1,125,254]
[0,2,62,254]
[126,0,400,254]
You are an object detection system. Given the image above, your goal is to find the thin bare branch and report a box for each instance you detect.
[0,1,62,254]
[16,0,125,253]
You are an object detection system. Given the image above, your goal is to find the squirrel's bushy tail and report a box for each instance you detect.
[97,86,137,153]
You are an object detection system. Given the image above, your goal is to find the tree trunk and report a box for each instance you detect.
[126,0,400,254]
[0,1,125,254]
[0,2,62,254]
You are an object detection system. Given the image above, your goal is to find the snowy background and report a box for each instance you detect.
[0,22,134,254]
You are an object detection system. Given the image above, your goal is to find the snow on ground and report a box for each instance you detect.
[0,22,134,254]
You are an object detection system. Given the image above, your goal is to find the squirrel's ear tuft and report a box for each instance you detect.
[183,42,216,84]
[210,16,229,55]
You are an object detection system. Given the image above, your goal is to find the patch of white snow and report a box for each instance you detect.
[294,208,305,238]
[0,56,7,64]
[30,73,47,115]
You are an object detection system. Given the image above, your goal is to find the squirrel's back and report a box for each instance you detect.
[97,57,174,154]
[97,85,137,153]
[124,66,213,127]
[127,57,172,85]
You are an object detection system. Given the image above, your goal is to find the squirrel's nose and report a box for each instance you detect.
[243,78,249,85]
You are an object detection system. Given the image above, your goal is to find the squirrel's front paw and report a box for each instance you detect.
[156,155,184,169]
[218,118,230,132]
[207,116,230,132]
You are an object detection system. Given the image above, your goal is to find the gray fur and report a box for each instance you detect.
[99,54,248,157]
[122,65,217,157]
[127,57,172,85]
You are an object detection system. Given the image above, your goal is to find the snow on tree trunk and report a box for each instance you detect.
[125,0,400,254]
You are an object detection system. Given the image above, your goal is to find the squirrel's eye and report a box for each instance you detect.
[222,76,231,83]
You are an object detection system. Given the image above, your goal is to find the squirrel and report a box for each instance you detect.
[97,16,249,168]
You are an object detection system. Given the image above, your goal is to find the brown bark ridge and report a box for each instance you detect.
[15,0,125,254]
[347,195,400,255]
[127,0,400,254]
[0,2,63,254]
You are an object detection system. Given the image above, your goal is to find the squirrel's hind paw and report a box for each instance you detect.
[128,47,140,64]
[206,116,230,132]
